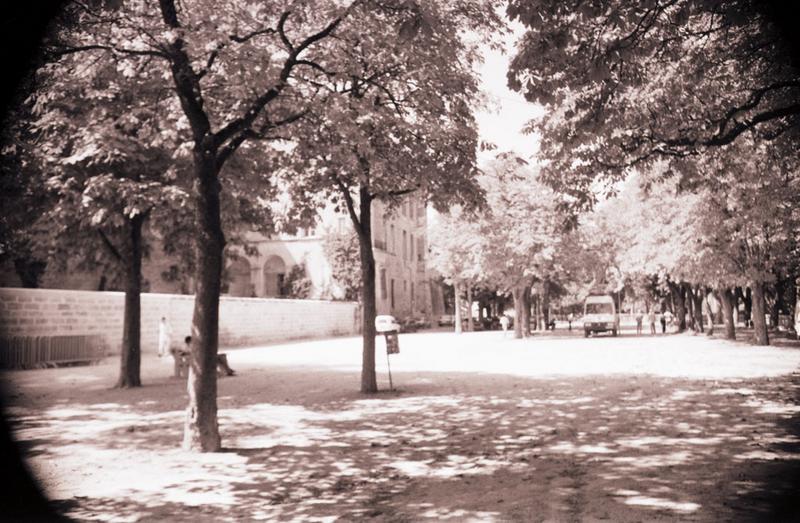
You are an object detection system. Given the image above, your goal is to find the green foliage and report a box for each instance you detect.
[282,0,504,226]
[283,263,312,299]
[0,111,51,286]
[507,0,800,210]
[429,153,568,300]
[478,154,565,292]
[427,206,484,288]
[322,228,361,301]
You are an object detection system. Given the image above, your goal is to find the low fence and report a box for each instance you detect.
[0,288,360,363]
[0,335,105,369]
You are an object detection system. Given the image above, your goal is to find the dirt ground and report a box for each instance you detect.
[3,329,800,522]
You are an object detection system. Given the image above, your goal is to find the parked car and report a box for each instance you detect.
[437,314,455,326]
[461,318,483,330]
[412,317,431,330]
[375,315,401,333]
[482,317,501,330]
[400,317,429,332]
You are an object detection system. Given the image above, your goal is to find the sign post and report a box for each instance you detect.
[384,330,399,390]
[375,315,400,391]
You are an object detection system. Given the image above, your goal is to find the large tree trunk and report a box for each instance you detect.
[702,287,713,336]
[693,285,704,333]
[115,214,144,389]
[522,285,531,335]
[465,285,473,332]
[668,281,686,332]
[684,284,696,331]
[355,189,378,393]
[512,285,525,339]
[719,287,736,340]
[743,287,752,326]
[542,281,551,329]
[454,282,463,334]
[751,281,769,345]
[183,157,224,452]
[787,276,797,329]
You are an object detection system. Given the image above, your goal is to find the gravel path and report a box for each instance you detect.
[3,330,800,521]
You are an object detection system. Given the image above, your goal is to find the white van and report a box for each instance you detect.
[583,295,619,337]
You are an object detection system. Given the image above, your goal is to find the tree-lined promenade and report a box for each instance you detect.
[2,0,503,451]
[430,0,800,348]
[1,0,799,462]
[4,331,800,521]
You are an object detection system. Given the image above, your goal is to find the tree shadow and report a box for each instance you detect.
[5,363,800,521]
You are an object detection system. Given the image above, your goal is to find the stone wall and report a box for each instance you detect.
[0,288,360,354]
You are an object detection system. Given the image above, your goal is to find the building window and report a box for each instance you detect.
[411,282,415,309]
[417,237,424,261]
[390,225,395,254]
[402,230,407,260]
[380,269,387,300]
[390,279,395,309]
[410,233,414,262]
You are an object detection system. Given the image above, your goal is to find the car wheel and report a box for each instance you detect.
[612,329,618,337]
[584,330,589,338]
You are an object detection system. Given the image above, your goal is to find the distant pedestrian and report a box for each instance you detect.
[660,313,667,334]
[664,310,674,330]
[648,309,656,335]
[500,315,510,337]
[635,311,643,335]
[567,312,574,331]
[158,317,172,358]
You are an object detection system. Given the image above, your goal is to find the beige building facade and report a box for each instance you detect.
[225,196,434,320]
[1,197,438,321]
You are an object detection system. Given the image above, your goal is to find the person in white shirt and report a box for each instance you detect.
[158,317,172,358]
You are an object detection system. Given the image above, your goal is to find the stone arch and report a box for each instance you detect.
[263,255,287,297]
[225,258,252,297]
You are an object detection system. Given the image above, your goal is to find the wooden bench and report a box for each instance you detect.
[170,348,235,378]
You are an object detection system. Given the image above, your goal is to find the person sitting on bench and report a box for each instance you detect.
[171,336,235,378]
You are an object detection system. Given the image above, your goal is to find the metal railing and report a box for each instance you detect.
[0,335,106,369]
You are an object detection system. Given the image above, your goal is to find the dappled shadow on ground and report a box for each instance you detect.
[6,364,800,522]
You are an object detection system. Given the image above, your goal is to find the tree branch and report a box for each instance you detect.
[374,186,418,199]
[332,172,363,235]
[157,0,211,144]
[230,27,277,44]
[277,11,294,53]
[49,44,168,59]
[703,102,800,147]
[714,80,800,137]
[216,109,309,169]
[97,230,123,262]
[212,3,358,154]
[197,43,225,80]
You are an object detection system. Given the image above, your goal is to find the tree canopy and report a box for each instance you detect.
[507,0,800,208]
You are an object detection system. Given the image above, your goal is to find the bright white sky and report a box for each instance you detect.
[473,25,545,167]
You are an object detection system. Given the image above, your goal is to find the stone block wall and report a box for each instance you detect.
[0,288,359,355]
